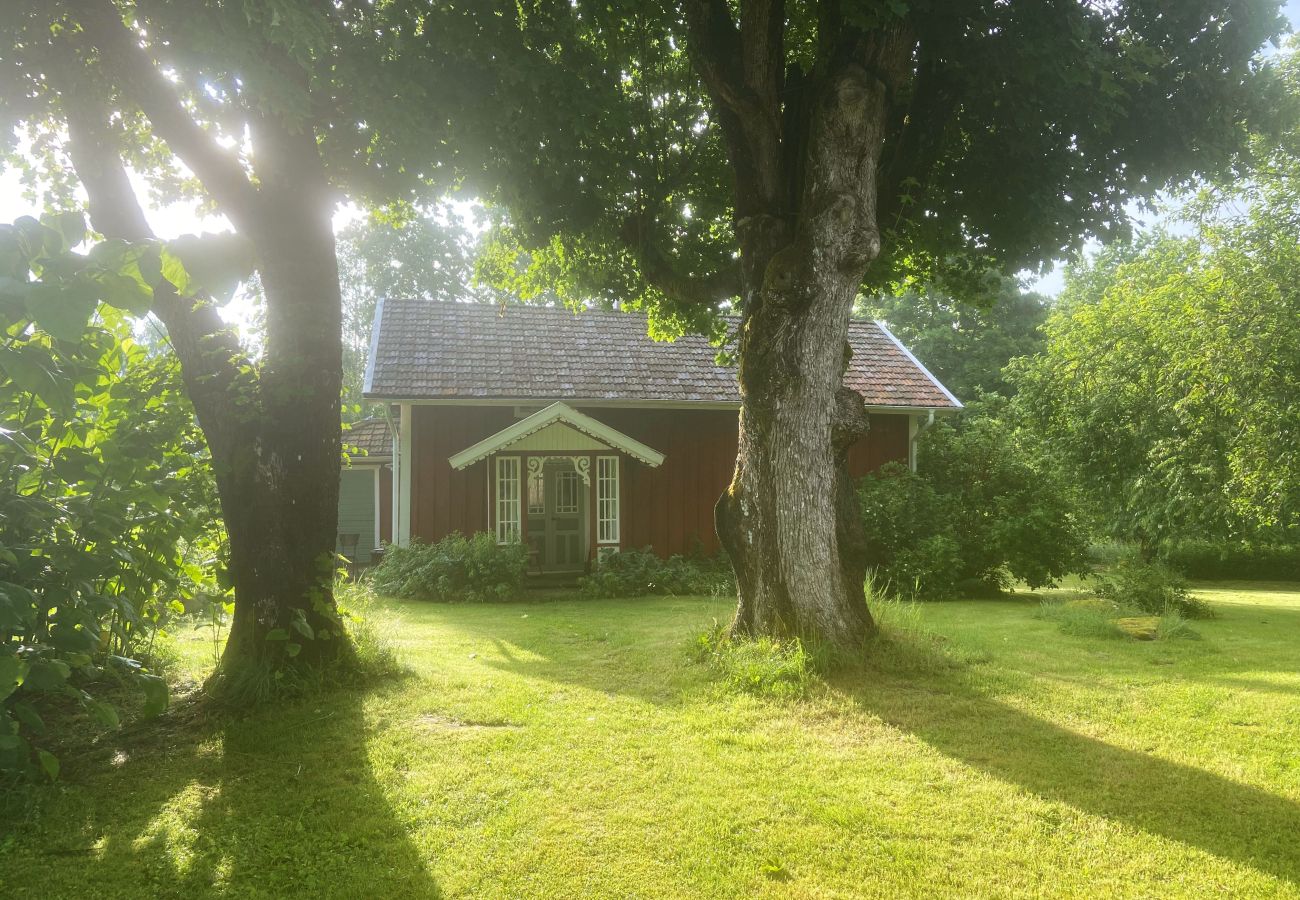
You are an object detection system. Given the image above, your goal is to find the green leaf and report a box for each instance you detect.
[137,674,168,718]
[0,654,28,703]
[40,211,87,250]
[0,344,76,413]
[290,613,315,641]
[159,247,192,296]
[12,701,44,734]
[25,658,72,691]
[264,628,290,642]
[168,598,186,615]
[286,642,302,658]
[37,749,60,781]
[88,700,120,728]
[166,233,254,303]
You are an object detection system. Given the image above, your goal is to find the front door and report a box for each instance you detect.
[526,459,587,572]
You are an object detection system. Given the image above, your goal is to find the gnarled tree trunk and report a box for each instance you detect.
[59,10,349,673]
[686,14,908,651]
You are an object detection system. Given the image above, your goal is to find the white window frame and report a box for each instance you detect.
[495,456,522,544]
[597,455,620,545]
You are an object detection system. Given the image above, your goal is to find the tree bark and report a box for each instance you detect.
[215,187,347,669]
[711,57,895,651]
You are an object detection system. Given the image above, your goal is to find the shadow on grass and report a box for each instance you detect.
[5,681,441,899]
[840,666,1300,887]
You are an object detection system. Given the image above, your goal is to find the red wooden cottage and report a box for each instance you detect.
[360,300,960,573]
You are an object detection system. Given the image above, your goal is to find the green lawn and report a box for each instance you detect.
[3,583,1299,898]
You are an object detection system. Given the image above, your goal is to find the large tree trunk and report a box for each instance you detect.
[715,62,890,652]
[218,195,346,669]
[217,121,347,670]
[63,79,348,673]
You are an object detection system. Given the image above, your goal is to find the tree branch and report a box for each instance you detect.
[620,212,741,306]
[59,73,257,460]
[682,0,784,214]
[65,0,262,232]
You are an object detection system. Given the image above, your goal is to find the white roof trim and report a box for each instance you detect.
[873,320,964,409]
[361,297,384,397]
[447,401,666,469]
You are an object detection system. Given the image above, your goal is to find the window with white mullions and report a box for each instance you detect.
[554,469,579,514]
[597,456,619,545]
[495,456,521,544]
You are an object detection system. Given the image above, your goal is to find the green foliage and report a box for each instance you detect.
[1038,596,1202,641]
[1161,541,1300,581]
[369,532,528,603]
[578,548,735,599]
[1,218,222,782]
[1094,559,1213,620]
[858,273,1049,400]
[1010,54,1300,550]
[424,1,1283,328]
[693,625,815,700]
[336,207,506,420]
[858,402,1089,598]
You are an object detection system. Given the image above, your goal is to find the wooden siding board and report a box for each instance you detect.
[408,405,910,557]
[379,466,393,545]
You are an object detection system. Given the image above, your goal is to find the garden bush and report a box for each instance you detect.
[369,532,528,602]
[1093,558,1213,619]
[578,547,735,598]
[858,401,1089,599]
[2,217,222,783]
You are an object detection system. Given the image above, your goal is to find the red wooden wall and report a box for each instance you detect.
[408,405,911,557]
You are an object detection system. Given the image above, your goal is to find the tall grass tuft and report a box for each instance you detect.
[693,623,817,699]
[865,574,967,674]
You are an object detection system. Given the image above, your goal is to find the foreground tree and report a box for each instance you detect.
[426,1,1283,648]
[2,2,442,676]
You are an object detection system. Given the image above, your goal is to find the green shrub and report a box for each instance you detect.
[1160,540,1300,581]
[694,625,814,699]
[858,400,1089,599]
[579,547,735,599]
[1093,558,1213,619]
[369,532,527,602]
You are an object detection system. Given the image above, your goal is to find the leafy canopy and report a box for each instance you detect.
[1010,44,1300,553]
[413,0,1285,330]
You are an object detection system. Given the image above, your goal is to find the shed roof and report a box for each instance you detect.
[364,299,960,410]
[343,418,392,460]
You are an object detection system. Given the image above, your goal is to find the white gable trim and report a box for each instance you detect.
[361,297,384,397]
[873,320,964,409]
[448,401,666,469]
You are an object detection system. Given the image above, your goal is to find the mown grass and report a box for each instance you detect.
[2,582,1299,898]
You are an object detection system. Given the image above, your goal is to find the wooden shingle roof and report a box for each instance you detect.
[364,299,960,410]
[343,418,392,459]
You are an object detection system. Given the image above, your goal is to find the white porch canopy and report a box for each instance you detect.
[447,401,666,470]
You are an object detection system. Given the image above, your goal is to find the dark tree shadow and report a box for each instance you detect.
[4,681,441,898]
[838,667,1300,887]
